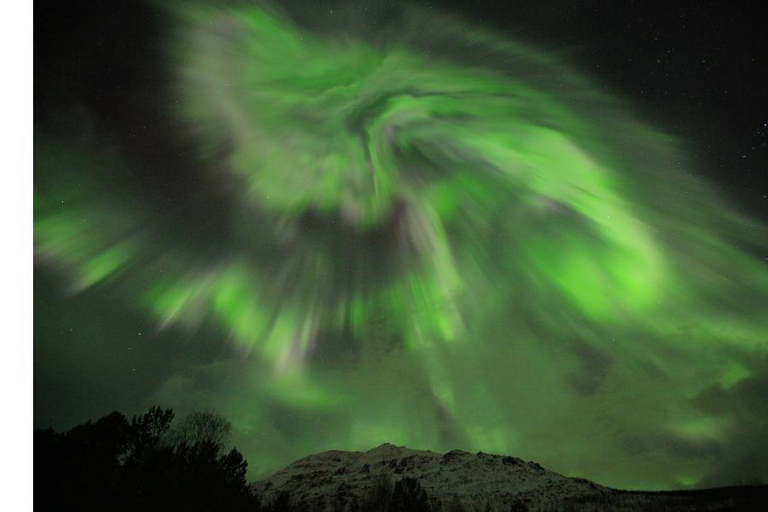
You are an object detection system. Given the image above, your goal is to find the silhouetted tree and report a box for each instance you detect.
[507,499,528,512]
[172,410,232,450]
[358,474,395,511]
[126,405,174,459]
[480,502,497,512]
[269,490,293,512]
[329,486,349,512]
[391,477,431,512]
[444,495,468,512]
[34,406,260,512]
[35,411,130,510]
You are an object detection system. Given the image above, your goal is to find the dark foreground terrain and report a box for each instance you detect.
[35,408,767,511]
[253,443,768,511]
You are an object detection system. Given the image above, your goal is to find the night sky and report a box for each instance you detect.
[34,0,768,490]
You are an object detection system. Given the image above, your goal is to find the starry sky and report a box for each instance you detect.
[34,0,768,490]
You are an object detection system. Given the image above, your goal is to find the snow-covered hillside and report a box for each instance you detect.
[252,443,607,510]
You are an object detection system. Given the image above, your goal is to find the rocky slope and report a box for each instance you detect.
[252,444,768,511]
[251,443,608,510]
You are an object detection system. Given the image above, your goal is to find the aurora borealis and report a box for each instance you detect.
[34,0,768,490]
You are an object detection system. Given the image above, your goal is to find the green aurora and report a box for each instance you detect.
[35,1,768,490]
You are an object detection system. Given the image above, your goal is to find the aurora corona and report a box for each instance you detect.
[34,2,768,489]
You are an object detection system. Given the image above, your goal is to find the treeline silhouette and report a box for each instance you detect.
[38,408,766,511]
[35,406,258,511]
[34,407,456,512]
[305,474,433,512]
[258,473,511,512]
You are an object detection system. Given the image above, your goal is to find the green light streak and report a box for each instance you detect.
[34,2,768,490]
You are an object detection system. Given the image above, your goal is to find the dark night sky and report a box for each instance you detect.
[34,0,768,490]
[34,0,768,219]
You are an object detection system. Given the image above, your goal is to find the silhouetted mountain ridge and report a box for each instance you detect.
[252,444,768,511]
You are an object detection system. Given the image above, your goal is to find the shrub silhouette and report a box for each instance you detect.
[337,474,433,512]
